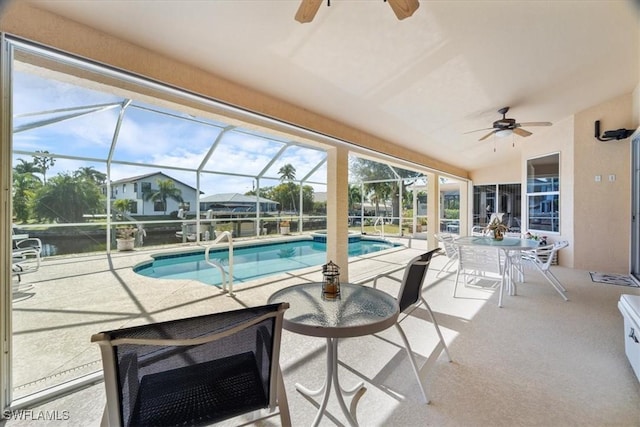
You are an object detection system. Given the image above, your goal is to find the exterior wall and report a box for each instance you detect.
[573,93,634,273]
[469,117,576,267]
[470,157,520,185]
[111,174,198,216]
[521,116,575,268]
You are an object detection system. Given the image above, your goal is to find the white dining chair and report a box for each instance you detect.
[454,245,506,306]
[435,233,458,277]
[521,241,569,301]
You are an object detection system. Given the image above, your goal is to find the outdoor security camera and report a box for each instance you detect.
[594,120,635,142]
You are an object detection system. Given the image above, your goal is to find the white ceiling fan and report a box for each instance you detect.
[295,0,420,23]
[466,107,553,142]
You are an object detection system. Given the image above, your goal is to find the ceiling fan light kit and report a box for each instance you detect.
[466,106,552,142]
[295,0,419,23]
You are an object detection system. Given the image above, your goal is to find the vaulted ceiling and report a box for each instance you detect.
[24,0,640,172]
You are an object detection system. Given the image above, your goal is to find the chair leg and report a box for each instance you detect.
[420,297,452,362]
[498,272,505,308]
[546,269,567,292]
[394,323,429,404]
[538,267,569,301]
[276,367,292,427]
[453,267,462,297]
[436,257,456,277]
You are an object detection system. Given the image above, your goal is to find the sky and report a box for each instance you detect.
[12,68,329,196]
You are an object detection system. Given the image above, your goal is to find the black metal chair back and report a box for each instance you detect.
[397,248,440,313]
[92,303,290,426]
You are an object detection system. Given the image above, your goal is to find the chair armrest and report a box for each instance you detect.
[15,237,42,252]
[354,265,405,289]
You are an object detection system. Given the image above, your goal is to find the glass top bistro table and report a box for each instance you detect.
[268,282,399,427]
[454,236,540,306]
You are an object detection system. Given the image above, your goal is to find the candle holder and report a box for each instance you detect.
[322,260,341,299]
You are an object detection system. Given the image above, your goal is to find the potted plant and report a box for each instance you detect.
[116,226,136,251]
[280,220,290,235]
[485,217,507,241]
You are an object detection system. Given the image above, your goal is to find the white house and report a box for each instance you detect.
[109,172,199,216]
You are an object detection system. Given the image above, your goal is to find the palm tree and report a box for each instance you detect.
[32,173,103,223]
[347,184,362,213]
[142,179,183,215]
[14,159,42,182]
[278,164,296,181]
[33,150,56,184]
[278,163,297,213]
[113,198,134,220]
[12,172,41,222]
[74,166,107,185]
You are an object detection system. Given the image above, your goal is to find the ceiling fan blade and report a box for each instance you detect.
[513,127,532,137]
[464,127,493,135]
[295,0,323,23]
[517,121,552,127]
[478,130,496,141]
[387,0,420,20]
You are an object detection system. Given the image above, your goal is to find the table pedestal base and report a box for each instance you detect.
[296,338,365,427]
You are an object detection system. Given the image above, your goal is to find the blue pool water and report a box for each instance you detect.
[134,237,399,286]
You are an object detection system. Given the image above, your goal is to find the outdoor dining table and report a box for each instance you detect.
[267,282,399,427]
[454,236,540,302]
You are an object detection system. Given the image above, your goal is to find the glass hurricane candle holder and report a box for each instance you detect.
[322,260,341,299]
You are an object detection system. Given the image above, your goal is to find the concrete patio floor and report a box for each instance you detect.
[4,236,640,426]
[9,236,424,400]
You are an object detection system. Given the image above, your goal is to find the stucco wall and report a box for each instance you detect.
[470,157,520,185]
[469,118,575,267]
[573,93,633,274]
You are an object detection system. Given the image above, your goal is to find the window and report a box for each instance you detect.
[122,184,126,193]
[154,201,165,212]
[526,153,560,233]
[473,183,521,230]
[473,184,496,227]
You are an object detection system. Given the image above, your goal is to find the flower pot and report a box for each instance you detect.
[280,226,290,235]
[116,238,135,251]
[493,229,504,241]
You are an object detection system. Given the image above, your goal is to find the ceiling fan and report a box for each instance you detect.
[466,107,552,142]
[295,0,419,23]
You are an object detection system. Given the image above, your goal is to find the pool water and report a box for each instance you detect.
[134,238,399,286]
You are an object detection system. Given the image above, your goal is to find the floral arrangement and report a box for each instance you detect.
[485,217,507,234]
[484,215,508,240]
[116,226,137,240]
[280,220,290,227]
[526,231,548,245]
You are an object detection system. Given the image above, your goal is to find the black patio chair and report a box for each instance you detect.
[369,248,452,403]
[92,302,291,426]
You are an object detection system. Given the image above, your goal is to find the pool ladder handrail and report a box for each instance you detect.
[373,216,385,239]
[204,231,234,296]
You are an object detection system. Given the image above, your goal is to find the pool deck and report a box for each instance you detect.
[7,234,640,426]
[10,235,420,400]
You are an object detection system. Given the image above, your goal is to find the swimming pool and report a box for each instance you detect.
[134,236,400,286]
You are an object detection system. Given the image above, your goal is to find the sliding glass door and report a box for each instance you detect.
[472,183,521,231]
